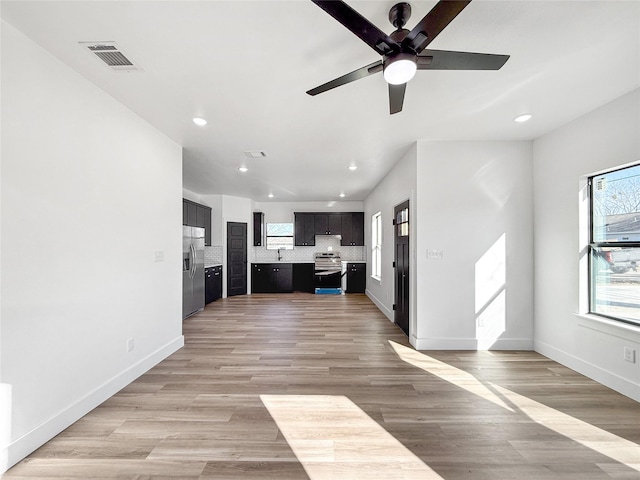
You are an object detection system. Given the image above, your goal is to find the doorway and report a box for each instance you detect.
[227,222,247,297]
[394,200,409,336]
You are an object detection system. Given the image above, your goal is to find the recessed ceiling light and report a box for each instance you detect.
[192,117,207,126]
[339,193,346,198]
[238,166,248,173]
[267,193,274,198]
[514,114,532,123]
[348,165,357,171]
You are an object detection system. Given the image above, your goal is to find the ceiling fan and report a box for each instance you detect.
[307,0,509,114]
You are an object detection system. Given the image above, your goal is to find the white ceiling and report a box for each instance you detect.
[2,1,638,202]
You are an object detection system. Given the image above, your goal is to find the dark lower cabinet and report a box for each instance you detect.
[205,265,222,303]
[346,263,366,293]
[293,263,314,293]
[252,263,293,293]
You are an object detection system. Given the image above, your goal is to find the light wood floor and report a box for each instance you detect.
[4,293,639,479]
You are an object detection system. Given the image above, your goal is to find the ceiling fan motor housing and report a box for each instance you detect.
[389,2,412,29]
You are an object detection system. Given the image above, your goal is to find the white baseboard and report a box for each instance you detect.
[1,335,184,473]
[413,336,533,351]
[534,339,640,402]
[366,289,393,322]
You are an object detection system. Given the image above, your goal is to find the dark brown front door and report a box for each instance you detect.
[394,200,410,336]
[227,222,247,297]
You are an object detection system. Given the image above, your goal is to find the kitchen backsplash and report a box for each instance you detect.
[204,245,223,265]
[205,237,366,266]
[253,235,365,263]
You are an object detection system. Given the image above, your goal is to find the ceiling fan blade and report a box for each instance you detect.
[311,0,400,56]
[389,83,406,114]
[403,0,472,54]
[417,49,509,70]
[307,60,383,96]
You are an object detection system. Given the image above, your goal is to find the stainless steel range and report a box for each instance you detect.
[314,252,342,289]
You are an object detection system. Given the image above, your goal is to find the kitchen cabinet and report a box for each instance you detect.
[314,213,341,235]
[346,263,366,293]
[252,263,293,293]
[205,265,222,303]
[252,264,269,293]
[183,199,212,246]
[294,213,315,246]
[295,211,364,246]
[340,212,364,246]
[293,263,314,293]
[253,212,264,247]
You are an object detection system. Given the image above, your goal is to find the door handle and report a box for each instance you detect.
[191,244,196,279]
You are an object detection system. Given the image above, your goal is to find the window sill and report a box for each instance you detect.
[574,313,640,343]
[370,275,381,285]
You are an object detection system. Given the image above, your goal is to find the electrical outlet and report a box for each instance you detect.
[154,250,164,262]
[127,337,135,352]
[427,249,444,259]
[477,317,485,328]
[623,347,636,363]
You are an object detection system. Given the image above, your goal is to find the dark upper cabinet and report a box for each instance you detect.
[253,212,264,247]
[341,212,364,246]
[204,212,212,247]
[329,214,342,235]
[351,212,364,245]
[314,213,341,235]
[187,201,198,226]
[294,213,315,246]
[346,263,366,293]
[295,211,363,246]
[314,214,328,235]
[341,213,353,245]
[183,199,212,246]
[251,263,293,293]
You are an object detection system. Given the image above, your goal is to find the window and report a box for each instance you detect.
[266,223,294,250]
[396,206,409,237]
[372,212,382,279]
[589,163,640,326]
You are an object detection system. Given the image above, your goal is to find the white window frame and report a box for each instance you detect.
[587,163,640,327]
[371,212,382,280]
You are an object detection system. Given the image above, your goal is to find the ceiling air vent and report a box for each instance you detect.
[244,151,267,158]
[79,42,141,72]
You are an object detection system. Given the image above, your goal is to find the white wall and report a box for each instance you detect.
[0,22,184,471]
[533,88,640,401]
[414,141,534,350]
[364,145,418,325]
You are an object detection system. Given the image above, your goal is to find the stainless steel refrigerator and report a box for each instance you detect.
[182,226,205,319]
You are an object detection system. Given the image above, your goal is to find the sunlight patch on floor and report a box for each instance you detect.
[389,341,515,411]
[260,394,444,480]
[389,341,640,471]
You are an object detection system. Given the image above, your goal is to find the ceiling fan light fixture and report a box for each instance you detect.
[383,53,417,85]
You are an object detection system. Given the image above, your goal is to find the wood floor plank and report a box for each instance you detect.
[3,293,639,479]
